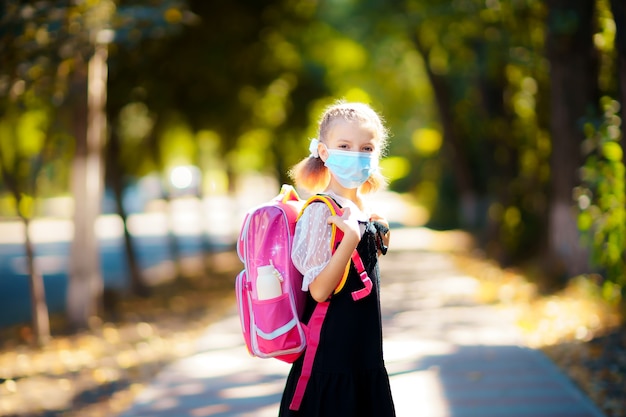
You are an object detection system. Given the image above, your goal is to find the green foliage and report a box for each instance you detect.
[306,0,438,187]
[577,98,625,302]
[595,0,618,95]
[1,0,624,299]
[394,0,551,254]
[0,0,191,194]
[106,0,325,187]
[0,92,58,217]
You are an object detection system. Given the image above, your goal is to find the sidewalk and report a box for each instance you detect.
[116,228,606,417]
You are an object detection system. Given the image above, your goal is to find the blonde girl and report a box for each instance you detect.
[279,101,395,417]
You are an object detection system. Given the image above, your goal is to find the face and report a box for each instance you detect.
[318,120,379,162]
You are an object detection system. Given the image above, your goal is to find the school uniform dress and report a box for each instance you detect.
[278,195,396,417]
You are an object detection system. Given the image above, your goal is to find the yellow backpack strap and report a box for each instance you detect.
[299,195,350,294]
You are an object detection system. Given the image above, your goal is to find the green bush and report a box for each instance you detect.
[576,97,625,305]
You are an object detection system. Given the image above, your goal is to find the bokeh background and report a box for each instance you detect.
[0,0,625,415]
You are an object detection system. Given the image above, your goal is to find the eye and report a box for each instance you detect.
[362,145,375,152]
[338,144,350,149]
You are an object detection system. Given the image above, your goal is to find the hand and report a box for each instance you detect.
[370,213,389,230]
[308,207,361,302]
[370,213,390,253]
[327,207,360,247]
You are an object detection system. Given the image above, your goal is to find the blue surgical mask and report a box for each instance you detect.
[324,148,378,189]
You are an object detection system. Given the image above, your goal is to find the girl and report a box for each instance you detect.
[279,101,395,417]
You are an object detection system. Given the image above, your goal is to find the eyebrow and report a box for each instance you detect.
[335,137,376,144]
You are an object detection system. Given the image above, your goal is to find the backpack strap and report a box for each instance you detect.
[350,250,373,301]
[299,195,349,294]
[299,194,372,298]
[299,195,344,251]
[289,195,373,411]
[289,300,329,411]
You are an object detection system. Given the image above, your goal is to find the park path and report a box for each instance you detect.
[116,228,605,417]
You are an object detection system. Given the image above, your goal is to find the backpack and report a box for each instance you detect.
[235,184,373,410]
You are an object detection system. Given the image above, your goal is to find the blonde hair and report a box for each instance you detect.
[289,101,389,194]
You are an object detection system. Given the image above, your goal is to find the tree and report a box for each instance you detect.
[1,0,192,331]
[545,0,599,278]
[107,0,316,178]
[0,101,53,346]
[105,0,331,243]
[0,1,67,345]
[65,37,109,329]
[105,116,149,296]
[60,0,118,330]
[377,0,549,261]
[101,1,193,296]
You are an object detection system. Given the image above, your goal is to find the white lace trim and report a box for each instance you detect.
[291,194,368,291]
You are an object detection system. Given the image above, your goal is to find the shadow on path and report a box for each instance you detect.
[117,229,605,417]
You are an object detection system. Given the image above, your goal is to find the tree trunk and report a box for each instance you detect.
[545,0,599,279]
[67,43,108,330]
[410,34,479,229]
[24,217,51,346]
[0,145,51,346]
[147,120,183,281]
[107,127,149,296]
[475,46,522,264]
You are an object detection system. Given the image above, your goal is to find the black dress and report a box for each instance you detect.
[278,220,396,417]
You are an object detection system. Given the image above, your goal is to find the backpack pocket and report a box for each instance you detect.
[251,293,306,358]
[235,270,254,355]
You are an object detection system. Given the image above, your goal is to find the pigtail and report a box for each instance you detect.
[360,169,387,194]
[289,155,330,194]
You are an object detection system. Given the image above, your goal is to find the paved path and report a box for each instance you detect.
[116,228,605,417]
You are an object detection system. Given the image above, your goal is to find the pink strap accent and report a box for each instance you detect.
[289,197,373,410]
[350,251,372,301]
[289,301,329,411]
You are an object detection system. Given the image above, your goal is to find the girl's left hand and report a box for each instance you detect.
[370,213,391,250]
[370,214,391,255]
[370,213,388,228]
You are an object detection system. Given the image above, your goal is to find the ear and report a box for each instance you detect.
[318,143,329,162]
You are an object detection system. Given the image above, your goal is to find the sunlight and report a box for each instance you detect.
[391,369,449,417]
[170,166,195,190]
[384,338,455,417]
[342,87,371,104]
[174,351,250,379]
[240,403,283,417]
[219,379,285,400]
[189,404,230,417]
[384,339,456,364]
[412,128,442,156]
[172,382,206,396]
[380,156,410,182]
[151,396,179,411]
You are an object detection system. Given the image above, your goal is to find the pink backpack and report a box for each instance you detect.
[235,184,372,410]
[236,184,307,363]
